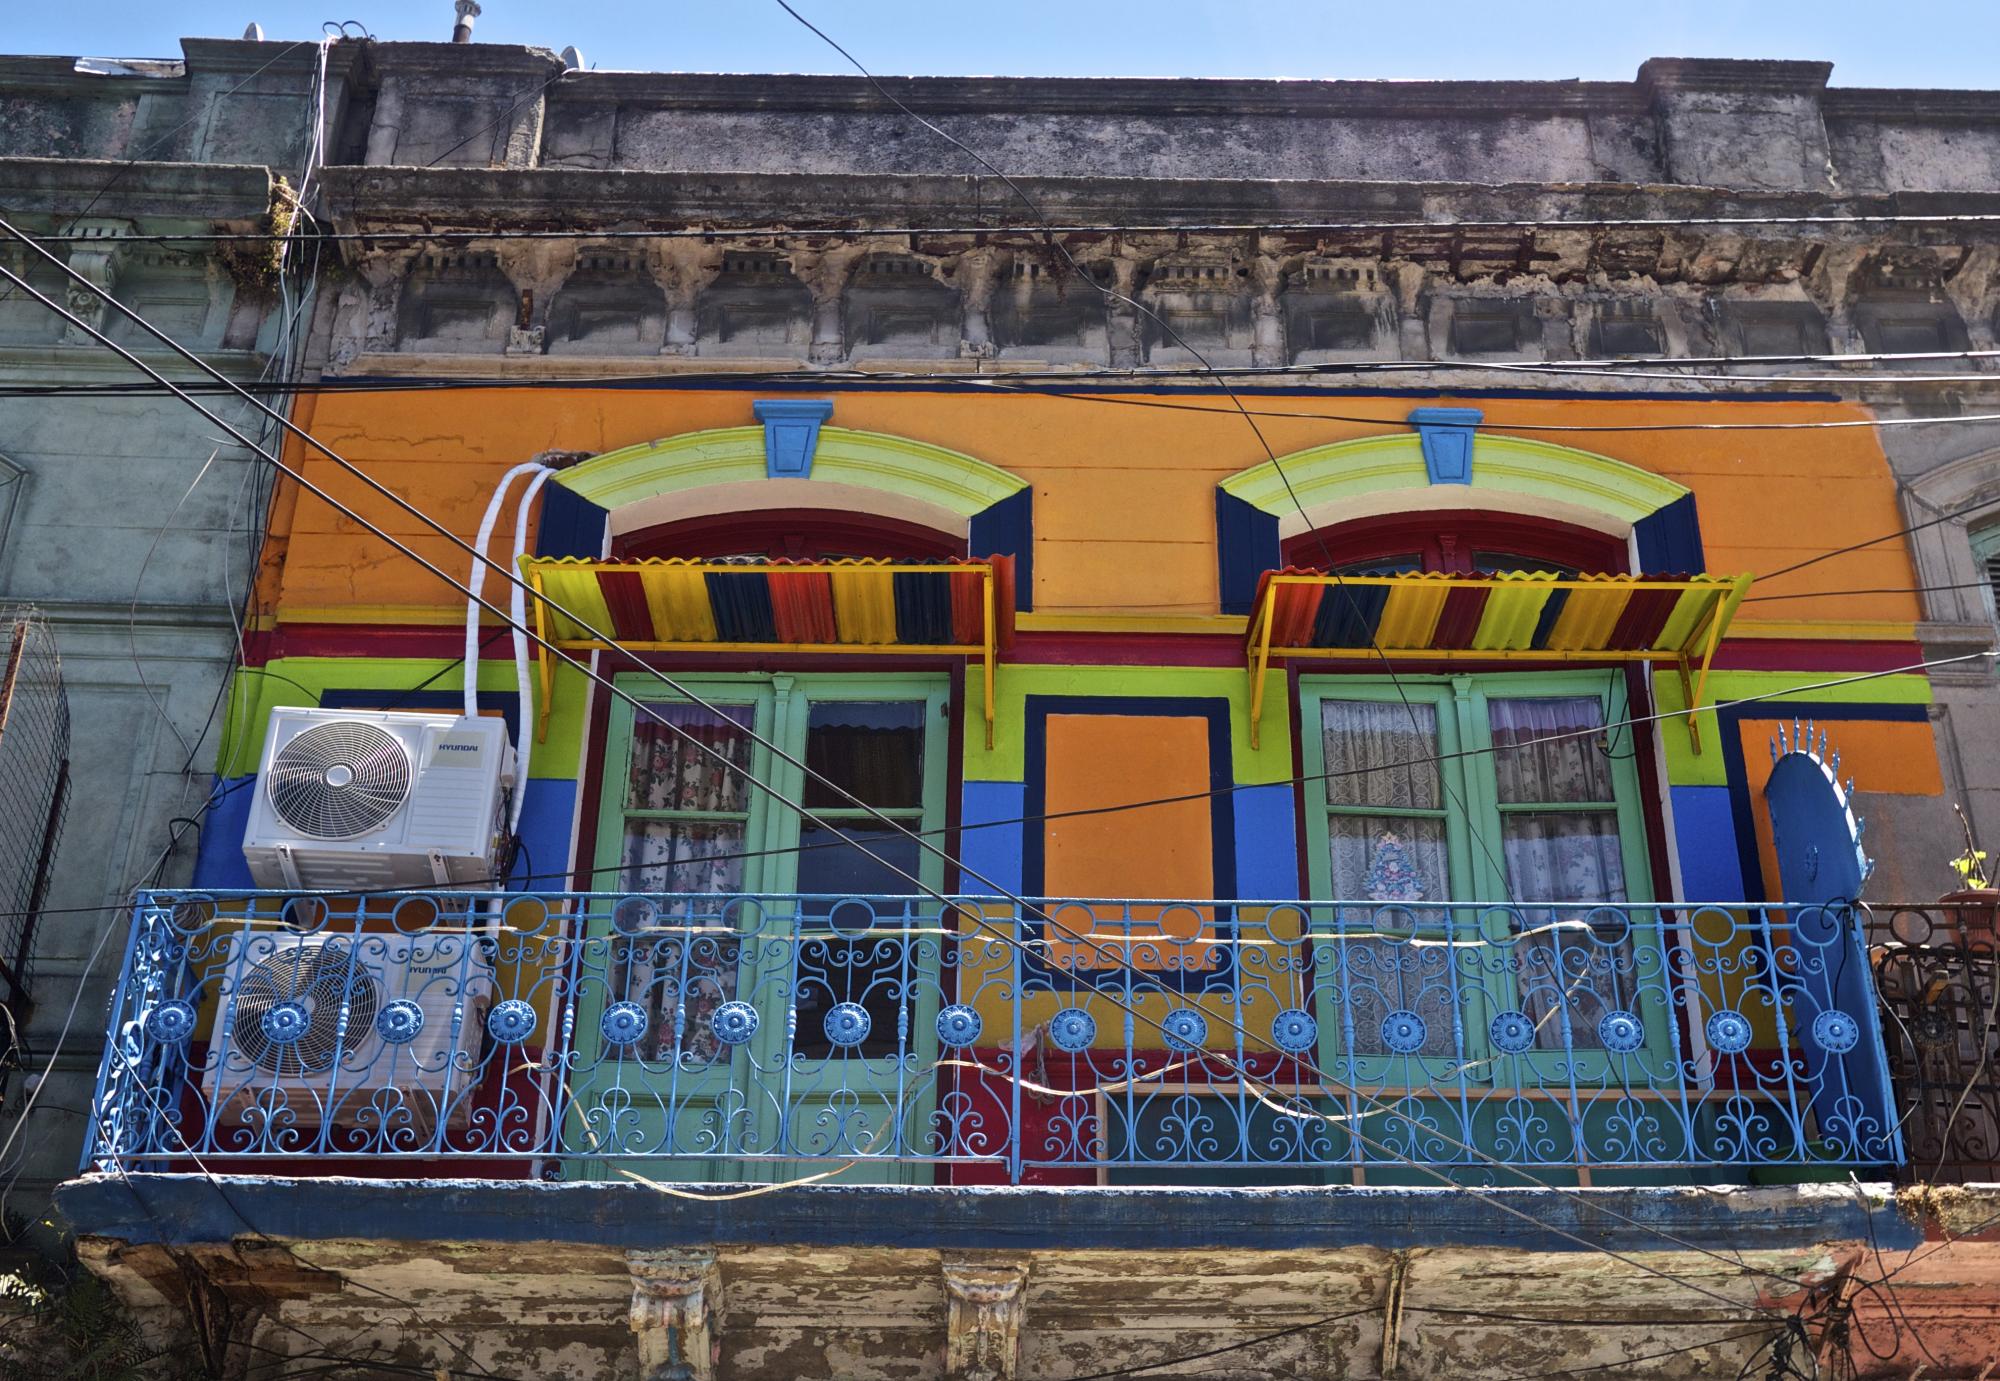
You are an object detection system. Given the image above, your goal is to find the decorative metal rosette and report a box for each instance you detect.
[1598,1010,1645,1053]
[1811,1010,1861,1055]
[1047,1008,1096,1052]
[1380,1009,1427,1055]
[485,999,537,1045]
[1270,1008,1318,1053]
[1705,1010,1753,1055]
[375,999,425,1046]
[935,1004,982,1049]
[1160,1009,1209,1054]
[1912,1005,1953,1049]
[259,1001,310,1046]
[600,1001,649,1048]
[143,1000,197,1045]
[1488,1010,1536,1055]
[823,1002,872,1048]
[710,1000,759,1046]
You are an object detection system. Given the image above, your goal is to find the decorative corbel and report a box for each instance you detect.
[794,243,864,365]
[943,1259,1030,1381]
[628,1249,721,1381]
[496,238,579,356]
[954,248,1005,359]
[1250,256,1288,368]
[60,219,134,343]
[325,245,419,372]
[647,240,723,356]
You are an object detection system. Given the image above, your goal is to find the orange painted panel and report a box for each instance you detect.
[263,386,1924,626]
[1736,716,1943,899]
[1042,714,1217,971]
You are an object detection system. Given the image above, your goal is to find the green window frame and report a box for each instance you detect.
[1298,670,1665,1083]
[1972,520,2000,632]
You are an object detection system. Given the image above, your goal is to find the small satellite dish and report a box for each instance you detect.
[561,45,585,71]
[243,22,265,41]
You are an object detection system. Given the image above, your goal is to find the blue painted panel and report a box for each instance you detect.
[52,1177,1924,1255]
[191,776,256,889]
[1231,783,1300,899]
[1215,489,1280,616]
[510,778,578,890]
[969,487,1033,612]
[1409,407,1482,485]
[753,398,834,478]
[1634,492,1706,575]
[959,781,1025,895]
[536,482,608,559]
[1670,786,1747,902]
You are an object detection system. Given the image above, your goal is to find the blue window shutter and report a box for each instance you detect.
[535,483,608,559]
[1633,493,1706,575]
[1216,490,1280,616]
[970,488,1033,611]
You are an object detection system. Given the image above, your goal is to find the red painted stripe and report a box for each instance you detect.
[1010,632,1249,667]
[949,568,983,645]
[768,567,837,643]
[596,569,654,642]
[1431,584,1491,646]
[1607,586,1680,650]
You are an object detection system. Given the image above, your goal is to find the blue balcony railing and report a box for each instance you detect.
[84,891,1903,1182]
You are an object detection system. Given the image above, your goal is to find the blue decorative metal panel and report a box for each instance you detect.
[1409,407,1482,485]
[753,399,834,478]
[83,891,1902,1181]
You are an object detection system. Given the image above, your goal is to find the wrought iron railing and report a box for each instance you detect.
[1866,900,2000,1183]
[84,891,1902,1182]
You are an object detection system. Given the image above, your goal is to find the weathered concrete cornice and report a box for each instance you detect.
[366,38,563,81]
[1636,57,1833,96]
[317,164,2000,239]
[552,69,1650,118]
[0,157,276,222]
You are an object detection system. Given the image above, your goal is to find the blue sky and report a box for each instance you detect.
[16,1,1997,88]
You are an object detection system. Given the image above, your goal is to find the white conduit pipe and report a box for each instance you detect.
[464,462,548,718]
[506,467,554,834]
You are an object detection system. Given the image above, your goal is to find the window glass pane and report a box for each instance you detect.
[1500,811,1626,902]
[1472,553,1576,577]
[794,826,923,903]
[1329,816,1449,905]
[1335,554,1423,577]
[619,821,746,894]
[1503,810,1631,1050]
[1489,697,1614,804]
[802,701,926,809]
[626,703,755,813]
[1322,700,1440,809]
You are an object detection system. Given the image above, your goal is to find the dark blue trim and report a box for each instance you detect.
[968,488,1033,612]
[892,571,955,644]
[535,483,608,559]
[319,688,523,751]
[1216,490,1280,617]
[703,571,778,641]
[56,1174,1923,1254]
[753,398,834,478]
[1021,696,1237,993]
[1715,700,1929,904]
[1633,493,1706,576]
[328,373,1843,406]
[1410,406,1482,484]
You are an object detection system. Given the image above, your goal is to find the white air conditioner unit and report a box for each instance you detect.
[202,931,497,1130]
[242,708,516,891]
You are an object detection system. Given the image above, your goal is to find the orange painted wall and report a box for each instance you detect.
[258,388,1921,627]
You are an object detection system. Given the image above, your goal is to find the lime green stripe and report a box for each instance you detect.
[219,656,590,780]
[1659,670,1933,786]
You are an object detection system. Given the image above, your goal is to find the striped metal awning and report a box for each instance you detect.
[1245,569,1752,751]
[519,556,1014,744]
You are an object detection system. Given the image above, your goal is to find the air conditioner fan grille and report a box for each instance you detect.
[230,941,383,1078]
[267,721,411,839]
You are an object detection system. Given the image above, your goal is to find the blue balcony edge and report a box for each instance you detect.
[54,1173,1919,1256]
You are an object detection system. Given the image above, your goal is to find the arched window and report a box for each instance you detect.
[1281,511,1626,577]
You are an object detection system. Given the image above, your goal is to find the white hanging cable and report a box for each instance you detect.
[504,467,554,833]
[463,463,549,718]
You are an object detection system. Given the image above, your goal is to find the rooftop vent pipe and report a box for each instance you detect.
[452,0,481,43]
